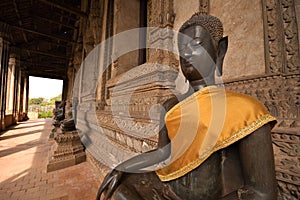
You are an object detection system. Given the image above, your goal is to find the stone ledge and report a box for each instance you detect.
[47,128,86,172]
[47,153,86,172]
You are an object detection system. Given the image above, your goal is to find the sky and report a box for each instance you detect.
[29,76,63,99]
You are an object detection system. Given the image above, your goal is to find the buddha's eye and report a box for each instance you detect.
[191,38,202,46]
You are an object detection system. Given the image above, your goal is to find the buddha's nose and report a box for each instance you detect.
[183,46,194,58]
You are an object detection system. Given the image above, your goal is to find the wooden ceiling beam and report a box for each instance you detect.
[28,71,66,79]
[21,60,67,70]
[17,47,67,59]
[12,0,28,43]
[2,21,77,44]
[37,0,86,17]
[33,14,77,30]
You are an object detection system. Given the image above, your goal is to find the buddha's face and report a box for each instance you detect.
[178,25,217,82]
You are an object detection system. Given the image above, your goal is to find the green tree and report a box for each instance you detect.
[38,111,53,118]
[29,97,45,105]
[49,94,62,104]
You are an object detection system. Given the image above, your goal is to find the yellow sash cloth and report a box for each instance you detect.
[156,86,276,182]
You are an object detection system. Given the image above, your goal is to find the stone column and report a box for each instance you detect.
[12,54,21,123]
[0,32,10,131]
[7,53,20,125]
[18,72,24,121]
[16,68,21,122]
[24,75,29,115]
[18,71,28,121]
[62,78,68,102]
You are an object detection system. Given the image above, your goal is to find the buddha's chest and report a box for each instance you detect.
[168,145,244,199]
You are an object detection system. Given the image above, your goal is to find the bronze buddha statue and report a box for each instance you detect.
[96,13,277,200]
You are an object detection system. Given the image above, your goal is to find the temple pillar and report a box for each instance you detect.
[18,71,28,121]
[5,53,19,126]
[18,72,24,121]
[62,78,68,103]
[12,54,21,124]
[0,27,10,131]
[24,75,29,115]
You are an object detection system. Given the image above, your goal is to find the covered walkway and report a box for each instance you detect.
[0,119,100,200]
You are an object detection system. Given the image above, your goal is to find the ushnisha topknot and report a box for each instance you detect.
[179,13,223,43]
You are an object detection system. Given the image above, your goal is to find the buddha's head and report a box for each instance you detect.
[178,13,228,86]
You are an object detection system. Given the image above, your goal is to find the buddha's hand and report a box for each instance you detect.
[96,169,123,200]
[237,187,272,200]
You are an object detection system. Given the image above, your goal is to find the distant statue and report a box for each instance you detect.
[96,13,277,200]
[52,101,66,126]
[61,110,76,132]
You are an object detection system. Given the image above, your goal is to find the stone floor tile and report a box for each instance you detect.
[0,119,101,200]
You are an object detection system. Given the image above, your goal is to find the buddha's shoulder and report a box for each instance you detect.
[225,90,267,111]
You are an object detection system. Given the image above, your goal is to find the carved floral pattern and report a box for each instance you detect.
[225,74,300,199]
[263,0,300,74]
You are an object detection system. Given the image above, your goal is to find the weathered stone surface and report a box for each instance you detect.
[47,129,86,172]
[76,61,178,169]
[113,0,140,76]
[210,0,265,80]
[173,0,199,31]
[225,74,300,199]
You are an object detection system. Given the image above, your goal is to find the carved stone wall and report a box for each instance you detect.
[223,0,300,198]
[97,63,178,154]
[225,74,300,199]
[173,0,199,31]
[261,0,300,74]
[73,0,299,198]
[210,0,266,79]
[75,0,181,172]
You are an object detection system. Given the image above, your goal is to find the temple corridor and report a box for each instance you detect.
[0,0,299,199]
[0,119,100,200]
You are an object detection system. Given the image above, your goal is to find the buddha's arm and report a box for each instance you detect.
[238,123,277,200]
[114,96,179,173]
[114,134,171,173]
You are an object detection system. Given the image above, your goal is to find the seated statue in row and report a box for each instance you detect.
[53,101,66,124]
[60,110,76,132]
[96,13,277,200]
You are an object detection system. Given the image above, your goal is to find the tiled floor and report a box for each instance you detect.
[0,119,101,200]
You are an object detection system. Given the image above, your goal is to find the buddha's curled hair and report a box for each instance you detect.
[179,13,223,43]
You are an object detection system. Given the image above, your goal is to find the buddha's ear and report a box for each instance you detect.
[216,36,228,76]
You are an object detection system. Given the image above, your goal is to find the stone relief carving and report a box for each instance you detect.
[263,0,300,74]
[259,6,300,197]
[147,0,178,69]
[199,0,210,14]
[225,74,300,199]
[47,128,86,172]
[96,63,178,154]
[273,131,300,199]
[263,0,284,74]
[226,75,299,124]
[281,0,300,73]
